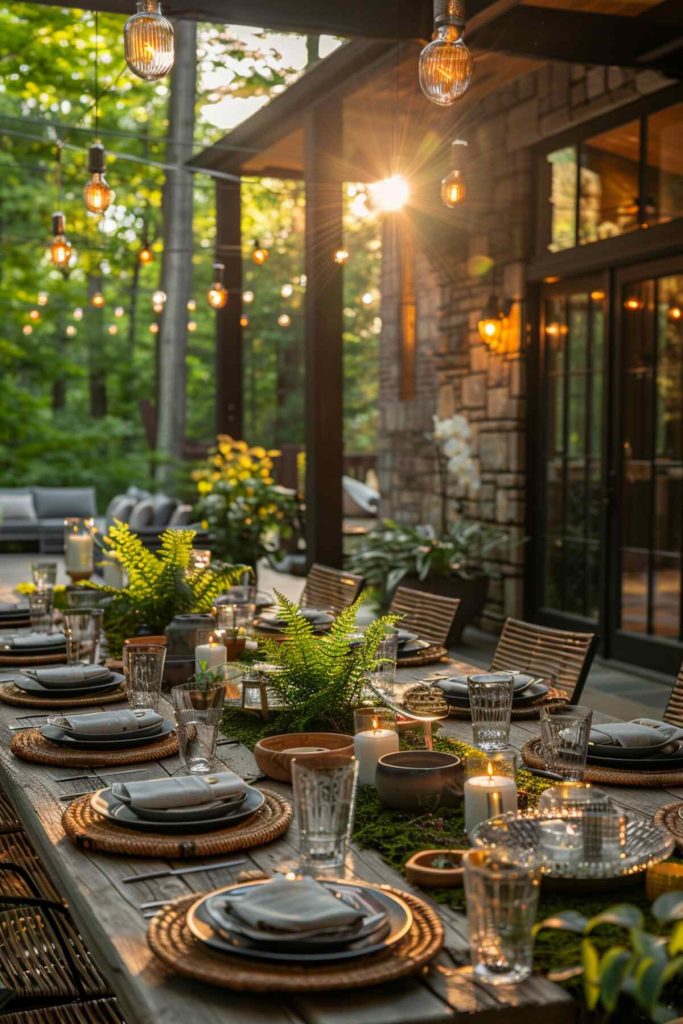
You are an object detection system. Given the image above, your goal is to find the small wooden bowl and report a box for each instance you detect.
[254,732,355,782]
[405,849,467,888]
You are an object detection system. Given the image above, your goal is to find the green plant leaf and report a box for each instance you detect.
[587,904,644,933]
[581,938,601,1011]
[652,891,683,923]
[630,930,669,963]
[668,920,683,956]
[532,910,589,937]
[632,956,677,1018]
[597,947,632,1013]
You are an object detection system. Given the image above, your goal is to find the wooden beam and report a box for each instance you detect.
[304,99,344,569]
[215,178,243,437]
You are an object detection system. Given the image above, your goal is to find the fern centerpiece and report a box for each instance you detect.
[229,593,399,735]
[85,523,242,656]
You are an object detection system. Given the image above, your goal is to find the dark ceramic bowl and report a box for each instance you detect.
[375,751,463,813]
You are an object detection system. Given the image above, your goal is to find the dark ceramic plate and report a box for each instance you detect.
[15,672,124,698]
[397,639,432,657]
[187,880,412,963]
[91,785,264,833]
[436,677,550,707]
[588,734,673,759]
[587,740,683,771]
[40,719,174,750]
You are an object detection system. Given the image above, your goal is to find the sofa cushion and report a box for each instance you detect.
[32,487,97,519]
[150,493,178,527]
[167,504,194,528]
[126,485,151,501]
[106,494,136,523]
[128,498,156,531]
[0,492,37,522]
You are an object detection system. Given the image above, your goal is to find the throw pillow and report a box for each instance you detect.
[128,498,156,531]
[0,493,38,522]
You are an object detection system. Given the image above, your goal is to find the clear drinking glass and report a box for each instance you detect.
[31,562,58,587]
[125,643,166,711]
[463,848,542,985]
[171,681,225,774]
[28,590,53,634]
[540,704,594,781]
[368,629,399,698]
[65,587,100,609]
[292,756,359,877]
[468,672,514,752]
[62,608,103,664]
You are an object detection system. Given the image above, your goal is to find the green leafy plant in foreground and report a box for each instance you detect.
[85,522,243,655]
[533,892,683,1022]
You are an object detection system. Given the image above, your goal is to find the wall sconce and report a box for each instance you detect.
[477,293,512,351]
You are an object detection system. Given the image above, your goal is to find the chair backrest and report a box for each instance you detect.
[388,586,460,647]
[664,662,683,728]
[300,564,365,615]
[490,617,598,703]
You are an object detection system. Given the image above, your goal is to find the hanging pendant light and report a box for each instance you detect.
[84,143,114,214]
[124,0,174,81]
[49,212,73,268]
[207,263,228,309]
[91,290,106,309]
[251,240,269,266]
[420,0,473,106]
[139,240,154,264]
[441,139,468,207]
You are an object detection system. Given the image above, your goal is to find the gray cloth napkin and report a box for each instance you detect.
[222,876,365,934]
[7,633,66,649]
[110,771,245,810]
[589,718,683,748]
[438,673,531,698]
[23,665,110,689]
[50,709,162,736]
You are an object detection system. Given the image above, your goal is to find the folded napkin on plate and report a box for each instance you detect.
[6,632,66,649]
[23,665,110,689]
[438,673,531,698]
[221,876,365,934]
[110,771,245,810]
[50,709,162,736]
[589,718,683,748]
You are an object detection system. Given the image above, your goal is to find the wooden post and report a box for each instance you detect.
[304,100,344,568]
[215,178,243,438]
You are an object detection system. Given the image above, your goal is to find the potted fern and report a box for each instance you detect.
[85,522,242,657]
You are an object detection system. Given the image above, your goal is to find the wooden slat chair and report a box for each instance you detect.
[490,617,599,704]
[663,662,683,728]
[389,587,461,648]
[300,564,365,615]
[0,998,126,1023]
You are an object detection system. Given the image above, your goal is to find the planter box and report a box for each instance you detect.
[401,572,489,645]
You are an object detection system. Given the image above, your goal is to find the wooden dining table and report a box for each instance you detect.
[0,656,681,1024]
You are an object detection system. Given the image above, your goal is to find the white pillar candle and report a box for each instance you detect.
[354,727,399,786]
[194,641,227,675]
[464,772,518,836]
[65,534,93,574]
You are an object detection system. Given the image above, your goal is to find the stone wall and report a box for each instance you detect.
[378,60,673,633]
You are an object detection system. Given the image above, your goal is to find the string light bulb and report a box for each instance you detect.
[624,296,643,311]
[124,0,174,81]
[369,175,409,213]
[66,325,77,337]
[441,139,468,207]
[280,283,293,299]
[83,143,113,214]
[187,320,197,332]
[114,306,124,318]
[139,241,154,265]
[91,291,105,309]
[187,299,196,312]
[333,248,350,265]
[207,263,228,310]
[22,325,32,336]
[240,315,249,328]
[668,304,682,321]
[149,322,159,334]
[251,240,269,266]
[73,308,83,321]
[108,324,118,335]
[243,290,254,304]
[419,0,473,106]
[278,313,291,328]
[152,289,166,306]
[29,309,40,322]
[49,212,73,268]
[37,292,49,306]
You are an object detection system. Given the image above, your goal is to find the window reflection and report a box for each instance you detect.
[645,103,683,226]
[579,121,640,244]
[548,146,577,252]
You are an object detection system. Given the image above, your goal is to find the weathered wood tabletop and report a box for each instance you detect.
[0,658,680,1024]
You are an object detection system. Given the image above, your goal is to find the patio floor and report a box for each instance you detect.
[0,552,671,722]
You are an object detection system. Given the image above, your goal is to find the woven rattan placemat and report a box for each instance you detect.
[0,682,127,709]
[147,885,443,991]
[10,727,178,768]
[446,686,568,721]
[654,802,683,851]
[397,645,448,667]
[522,736,683,787]
[63,788,292,858]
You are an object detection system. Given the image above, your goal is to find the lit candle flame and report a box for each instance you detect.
[372,716,379,733]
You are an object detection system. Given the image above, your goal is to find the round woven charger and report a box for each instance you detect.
[397,645,448,668]
[654,802,683,851]
[147,885,443,991]
[0,682,127,709]
[522,736,683,787]
[63,788,292,858]
[10,727,179,768]
[0,652,66,666]
[447,687,568,721]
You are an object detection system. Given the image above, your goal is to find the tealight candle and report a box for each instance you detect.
[353,709,399,786]
[464,762,518,836]
[65,534,93,574]
[194,636,227,674]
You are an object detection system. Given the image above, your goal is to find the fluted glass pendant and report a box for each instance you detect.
[124,0,174,81]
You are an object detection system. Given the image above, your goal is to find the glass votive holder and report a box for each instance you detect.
[537,782,625,863]
[464,749,518,836]
[31,562,58,587]
[353,708,399,786]
[214,662,244,707]
[63,517,95,581]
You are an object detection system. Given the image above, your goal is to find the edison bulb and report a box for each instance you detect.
[243,290,254,304]
[280,283,293,298]
[207,282,228,310]
[333,248,350,265]
[124,0,174,81]
[139,243,154,265]
[278,313,291,328]
[49,213,72,268]
[419,26,473,106]
[252,242,269,266]
[441,169,466,207]
[152,302,164,313]
[369,175,409,213]
[84,174,113,214]
[152,289,166,306]
[240,315,249,328]
[91,291,105,309]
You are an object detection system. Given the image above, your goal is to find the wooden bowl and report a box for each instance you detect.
[405,849,467,888]
[254,732,355,782]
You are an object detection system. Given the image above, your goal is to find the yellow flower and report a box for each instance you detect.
[251,446,266,458]
[197,480,212,495]
[201,519,208,529]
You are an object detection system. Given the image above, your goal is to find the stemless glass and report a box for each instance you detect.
[463,848,542,985]
[62,608,103,664]
[31,562,58,587]
[292,756,359,878]
[125,643,166,711]
[171,681,225,774]
[368,628,399,698]
[467,672,514,751]
[28,590,53,634]
[540,704,594,781]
